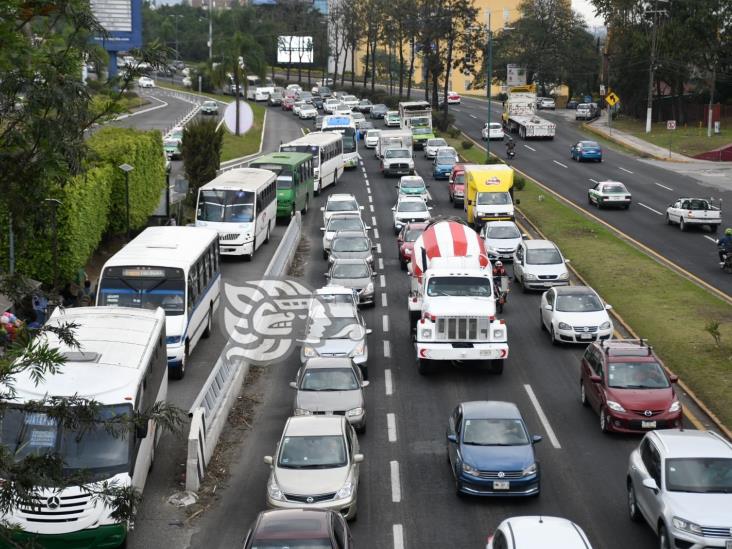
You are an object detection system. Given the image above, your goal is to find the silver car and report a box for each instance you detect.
[264,416,363,520]
[329,231,375,266]
[627,429,732,549]
[480,221,525,261]
[326,258,376,306]
[321,213,370,260]
[291,357,369,431]
[513,239,570,291]
[424,138,448,159]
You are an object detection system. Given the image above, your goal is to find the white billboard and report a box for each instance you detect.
[91,0,132,32]
[277,36,314,64]
[506,64,527,87]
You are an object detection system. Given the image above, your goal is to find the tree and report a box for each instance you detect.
[182,118,225,193]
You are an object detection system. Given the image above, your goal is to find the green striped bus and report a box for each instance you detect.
[249,152,313,218]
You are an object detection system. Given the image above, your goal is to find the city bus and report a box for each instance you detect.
[280,132,343,195]
[96,226,221,380]
[321,115,359,169]
[0,307,167,547]
[195,168,277,258]
[249,151,313,218]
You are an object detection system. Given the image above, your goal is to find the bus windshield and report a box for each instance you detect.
[198,189,255,223]
[0,405,133,482]
[98,274,186,316]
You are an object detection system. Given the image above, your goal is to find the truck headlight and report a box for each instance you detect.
[335,480,354,499]
[346,407,363,418]
[421,329,432,339]
[522,462,538,477]
[462,463,479,476]
[558,322,572,331]
[302,345,318,358]
[669,400,681,413]
[294,408,312,416]
[672,517,703,535]
[268,479,286,502]
[524,273,537,280]
[492,329,505,339]
[606,400,626,413]
[559,272,569,280]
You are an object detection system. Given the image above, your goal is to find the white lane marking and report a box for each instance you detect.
[378,257,384,270]
[380,274,386,287]
[589,178,598,184]
[393,525,405,549]
[367,187,372,194]
[370,204,375,213]
[469,114,478,119]
[385,369,393,395]
[374,228,380,239]
[387,413,397,442]
[383,340,391,357]
[377,243,382,254]
[382,293,388,307]
[703,235,718,243]
[655,182,673,191]
[523,384,562,449]
[390,461,401,502]
[372,216,377,226]
[638,202,663,215]
[383,315,390,332]
[369,195,373,203]
[524,144,536,152]
[553,160,568,169]
[619,166,634,174]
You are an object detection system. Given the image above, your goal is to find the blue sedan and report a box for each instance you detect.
[570,140,602,162]
[447,401,542,497]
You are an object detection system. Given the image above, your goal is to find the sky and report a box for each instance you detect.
[572,0,606,28]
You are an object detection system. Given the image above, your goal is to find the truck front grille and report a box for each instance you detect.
[435,317,491,341]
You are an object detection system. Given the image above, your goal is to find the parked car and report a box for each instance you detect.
[540,286,613,345]
[242,509,354,549]
[432,147,458,180]
[447,401,542,497]
[137,76,155,88]
[325,259,376,308]
[381,147,414,177]
[291,357,369,430]
[480,221,524,262]
[264,416,363,520]
[513,239,570,291]
[396,175,429,201]
[486,516,593,549]
[581,339,683,433]
[570,140,603,162]
[384,111,401,127]
[424,138,448,159]
[370,103,388,119]
[321,193,362,225]
[537,97,556,110]
[392,196,432,234]
[482,122,504,141]
[355,99,373,113]
[329,230,375,266]
[588,181,631,209]
[321,212,369,259]
[627,430,732,549]
[397,221,428,270]
[200,100,219,115]
[364,129,381,149]
[665,197,722,233]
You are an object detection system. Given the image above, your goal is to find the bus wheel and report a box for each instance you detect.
[170,342,188,380]
[302,196,309,214]
[265,227,271,244]
[202,306,213,339]
[316,182,322,196]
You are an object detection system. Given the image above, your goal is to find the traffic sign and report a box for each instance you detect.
[667,120,677,130]
[605,92,620,107]
[600,85,606,96]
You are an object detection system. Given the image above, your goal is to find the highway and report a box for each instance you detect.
[450,96,732,296]
[184,106,667,549]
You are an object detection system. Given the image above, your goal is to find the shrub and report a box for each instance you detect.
[514,175,526,191]
[448,127,461,139]
[461,140,474,150]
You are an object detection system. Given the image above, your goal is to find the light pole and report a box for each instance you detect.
[43,199,62,290]
[208,0,213,61]
[119,163,134,242]
[171,14,183,61]
[644,0,668,133]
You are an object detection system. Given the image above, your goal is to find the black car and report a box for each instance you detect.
[370,103,388,119]
[356,99,373,113]
[566,100,578,109]
[317,86,332,98]
[242,509,353,549]
[311,96,324,110]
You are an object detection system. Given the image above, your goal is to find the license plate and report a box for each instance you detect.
[493,481,510,490]
[480,350,494,357]
[641,421,657,429]
[579,334,593,340]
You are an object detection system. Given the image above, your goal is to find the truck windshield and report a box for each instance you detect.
[198,189,255,223]
[426,276,492,297]
[0,405,133,481]
[386,149,410,158]
[477,192,511,205]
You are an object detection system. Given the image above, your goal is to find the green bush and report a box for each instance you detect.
[514,175,526,191]
[461,140,474,150]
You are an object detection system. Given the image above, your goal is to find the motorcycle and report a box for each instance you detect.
[720,249,732,274]
[506,149,516,160]
[494,274,510,313]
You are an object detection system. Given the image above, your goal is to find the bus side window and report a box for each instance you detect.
[214,242,220,272]
[198,257,208,291]
[188,272,198,309]
[203,249,212,280]
[256,194,262,212]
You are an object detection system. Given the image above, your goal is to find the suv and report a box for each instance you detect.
[486,516,593,549]
[627,430,732,549]
[581,339,682,433]
[575,103,596,120]
[381,148,414,177]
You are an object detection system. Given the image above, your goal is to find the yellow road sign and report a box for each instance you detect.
[605,92,620,106]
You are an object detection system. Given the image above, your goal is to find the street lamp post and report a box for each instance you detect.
[486,9,493,163]
[208,0,213,61]
[119,163,134,242]
[172,14,183,61]
[43,199,62,289]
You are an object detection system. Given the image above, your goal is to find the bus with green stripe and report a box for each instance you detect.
[249,152,313,218]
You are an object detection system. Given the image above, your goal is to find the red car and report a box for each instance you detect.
[243,509,353,548]
[282,97,295,111]
[397,221,428,270]
[580,339,682,434]
[448,164,465,207]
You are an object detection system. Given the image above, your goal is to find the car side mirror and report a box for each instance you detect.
[324,273,330,278]
[669,375,679,384]
[353,453,364,463]
[427,184,431,188]
[264,455,273,465]
[361,380,370,388]
[371,273,377,278]
[605,304,613,310]
[532,435,543,444]
[447,433,457,444]
[289,381,297,389]
[395,184,399,188]
[544,305,553,311]
[365,226,372,230]
[590,374,602,384]
[642,478,659,493]
[428,207,434,210]
[468,200,473,206]
[391,206,396,211]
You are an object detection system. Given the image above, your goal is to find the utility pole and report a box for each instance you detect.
[208,0,213,61]
[644,0,668,133]
[486,9,493,162]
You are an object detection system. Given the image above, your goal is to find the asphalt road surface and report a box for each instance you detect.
[450,96,732,296]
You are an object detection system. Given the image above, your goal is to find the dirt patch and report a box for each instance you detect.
[288,237,311,278]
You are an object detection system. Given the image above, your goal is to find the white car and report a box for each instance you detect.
[264,416,363,520]
[292,100,306,116]
[334,106,352,116]
[396,175,430,202]
[540,286,613,345]
[575,103,594,120]
[321,213,370,259]
[384,111,401,127]
[447,91,461,104]
[181,76,192,88]
[486,516,593,549]
[299,104,318,119]
[286,84,302,92]
[364,129,381,149]
[342,95,359,109]
[588,181,631,209]
[323,98,340,114]
[321,193,362,225]
[665,197,722,232]
[481,122,504,141]
[392,196,432,234]
[137,76,155,88]
[513,239,570,292]
[424,138,448,159]
[480,221,525,261]
[351,112,366,126]
[537,97,556,110]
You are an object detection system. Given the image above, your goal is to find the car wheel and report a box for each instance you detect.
[550,326,559,346]
[359,365,368,381]
[323,249,329,260]
[540,311,546,331]
[658,524,671,549]
[600,407,611,433]
[580,381,589,406]
[627,481,642,522]
[679,218,686,231]
[624,204,630,210]
[303,196,309,214]
[169,341,188,380]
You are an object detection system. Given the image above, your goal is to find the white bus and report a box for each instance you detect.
[246,75,275,100]
[195,168,277,258]
[280,132,343,195]
[0,307,167,547]
[321,115,359,169]
[96,227,221,380]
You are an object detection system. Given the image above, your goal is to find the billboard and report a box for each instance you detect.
[277,36,314,64]
[90,0,142,52]
[506,64,527,87]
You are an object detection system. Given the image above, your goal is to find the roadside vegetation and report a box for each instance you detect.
[221,102,266,161]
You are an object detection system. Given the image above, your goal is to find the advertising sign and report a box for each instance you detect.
[90,0,142,52]
[506,64,527,87]
[277,36,314,64]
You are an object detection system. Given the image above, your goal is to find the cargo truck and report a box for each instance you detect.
[502,85,556,140]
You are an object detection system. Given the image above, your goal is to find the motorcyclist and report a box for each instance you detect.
[718,228,732,262]
[506,138,516,155]
[492,261,508,295]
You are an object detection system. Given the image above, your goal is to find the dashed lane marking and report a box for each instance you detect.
[381,293,387,307]
[378,257,384,270]
[469,114,478,119]
[370,204,375,213]
[524,144,537,151]
[655,182,673,191]
[380,274,386,287]
[369,195,373,203]
[393,525,405,549]
[383,315,390,332]
[383,340,391,357]
[377,243,382,254]
[387,413,397,442]
[374,228,380,239]
[524,384,562,449]
[385,369,393,395]
[372,216,377,226]
[589,178,598,184]
[619,166,634,174]
[390,461,401,502]
[553,160,568,169]
[638,202,663,215]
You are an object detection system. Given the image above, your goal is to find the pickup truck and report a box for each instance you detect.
[665,198,722,233]
[381,147,414,177]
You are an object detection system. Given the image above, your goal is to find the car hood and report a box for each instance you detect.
[308,337,365,357]
[662,492,732,526]
[553,310,610,327]
[606,386,675,410]
[461,442,534,471]
[328,277,370,290]
[485,237,521,251]
[296,390,363,412]
[424,297,494,317]
[274,465,350,496]
[330,250,372,261]
[524,262,568,277]
[435,161,456,169]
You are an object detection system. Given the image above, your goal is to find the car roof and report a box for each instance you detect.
[651,430,732,458]
[524,239,558,250]
[485,221,518,228]
[304,357,357,370]
[400,176,424,183]
[504,516,591,548]
[253,509,332,540]
[285,415,345,437]
[461,400,522,420]
[405,222,429,229]
[596,339,658,361]
[397,196,427,203]
[598,180,625,185]
[333,230,368,238]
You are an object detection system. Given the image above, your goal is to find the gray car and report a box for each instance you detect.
[329,231,375,266]
[291,357,369,431]
[326,258,376,306]
[321,213,370,260]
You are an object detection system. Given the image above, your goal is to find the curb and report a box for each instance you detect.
[582,121,691,163]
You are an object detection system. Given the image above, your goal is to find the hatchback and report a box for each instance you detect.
[242,509,353,549]
[364,129,381,148]
[570,140,602,162]
[513,240,570,291]
[329,231,375,266]
[321,213,370,259]
[480,221,524,261]
[424,138,448,159]
[432,147,458,179]
[486,516,593,549]
[540,286,613,344]
[482,122,504,141]
[321,194,362,224]
[325,259,376,308]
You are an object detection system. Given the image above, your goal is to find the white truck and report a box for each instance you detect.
[665,197,723,233]
[376,129,413,159]
[502,85,556,140]
[408,220,508,375]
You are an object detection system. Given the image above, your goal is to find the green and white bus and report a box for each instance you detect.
[249,152,313,218]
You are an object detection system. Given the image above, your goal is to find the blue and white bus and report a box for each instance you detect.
[321,115,358,168]
[96,227,221,380]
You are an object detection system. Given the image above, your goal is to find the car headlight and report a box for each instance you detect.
[335,480,354,499]
[366,254,373,263]
[462,463,479,476]
[669,400,681,413]
[558,322,572,331]
[492,329,505,339]
[524,273,537,280]
[268,479,286,502]
[606,400,626,413]
[559,272,569,280]
[598,321,611,330]
[421,329,432,339]
[346,407,363,418]
[350,342,365,357]
[302,345,318,358]
[363,282,374,295]
[672,517,703,536]
[522,462,538,477]
[294,408,312,416]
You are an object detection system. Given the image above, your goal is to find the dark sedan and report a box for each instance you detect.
[355,99,373,113]
[242,509,353,548]
[370,103,388,119]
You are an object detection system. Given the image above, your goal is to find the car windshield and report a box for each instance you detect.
[428,139,447,148]
[477,192,511,205]
[203,101,216,108]
[665,458,732,493]
[452,173,465,184]
[436,150,455,159]
[555,293,603,312]
[462,418,529,446]
[386,149,410,158]
[327,218,363,232]
[332,262,370,279]
[607,361,670,389]
[327,199,358,212]
[343,96,356,101]
[485,225,520,239]
[426,276,492,297]
[398,201,427,213]
[198,189,255,222]
[602,184,627,194]
[332,237,369,252]
[405,228,424,242]
[360,100,371,105]
[578,104,590,109]
[278,435,347,468]
[366,131,380,138]
[401,179,424,189]
[581,141,600,148]
[300,368,360,391]
[413,128,432,135]
[526,247,562,265]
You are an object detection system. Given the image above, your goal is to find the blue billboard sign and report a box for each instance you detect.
[91,0,142,52]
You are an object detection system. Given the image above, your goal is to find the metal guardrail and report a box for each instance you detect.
[264,212,302,278]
